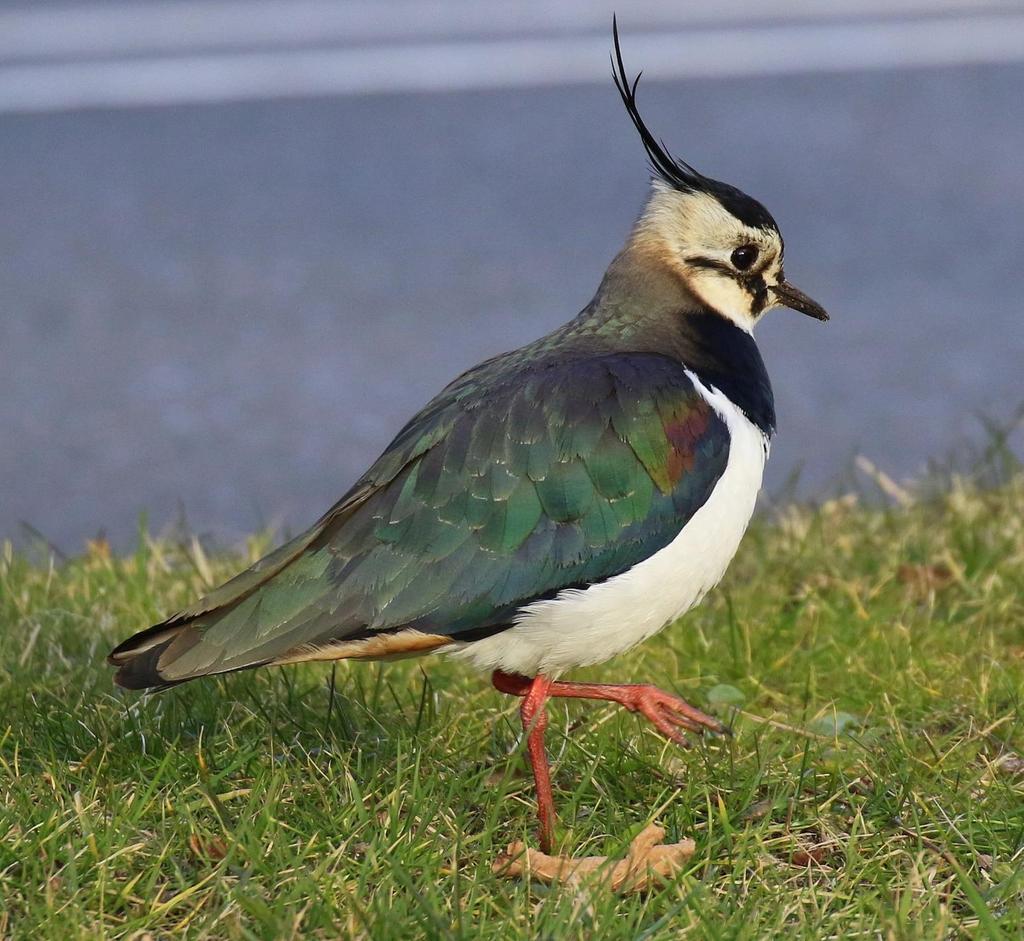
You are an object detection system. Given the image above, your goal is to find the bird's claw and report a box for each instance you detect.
[625,685,727,746]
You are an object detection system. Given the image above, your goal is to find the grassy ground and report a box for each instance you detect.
[1,473,1023,940]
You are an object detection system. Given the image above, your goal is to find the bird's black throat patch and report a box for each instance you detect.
[675,311,776,437]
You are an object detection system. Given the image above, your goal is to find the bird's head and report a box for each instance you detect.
[613,21,828,334]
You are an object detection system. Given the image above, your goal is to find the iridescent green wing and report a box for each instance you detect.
[332,353,732,639]
[127,352,731,682]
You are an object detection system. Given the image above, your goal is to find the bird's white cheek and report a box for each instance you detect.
[687,270,756,333]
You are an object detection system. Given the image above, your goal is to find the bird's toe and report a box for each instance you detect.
[632,686,727,740]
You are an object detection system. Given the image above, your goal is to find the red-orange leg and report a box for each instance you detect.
[540,678,726,744]
[493,671,556,852]
[492,671,727,850]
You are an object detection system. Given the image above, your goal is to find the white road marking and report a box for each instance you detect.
[1,11,1022,114]
[1,0,1017,60]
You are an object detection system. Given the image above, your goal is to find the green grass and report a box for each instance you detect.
[2,474,1023,940]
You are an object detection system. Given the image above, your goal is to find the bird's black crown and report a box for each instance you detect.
[611,17,780,235]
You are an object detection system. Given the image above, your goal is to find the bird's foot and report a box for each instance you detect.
[494,673,727,747]
[610,684,726,746]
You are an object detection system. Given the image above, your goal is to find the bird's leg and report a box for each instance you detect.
[495,670,724,747]
[492,671,556,853]
[543,679,726,744]
[491,669,726,850]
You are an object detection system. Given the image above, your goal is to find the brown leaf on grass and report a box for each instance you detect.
[848,775,875,795]
[492,824,694,893]
[787,832,837,868]
[897,562,954,596]
[187,834,228,862]
[790,844,830,867]
[995,753,1024,776]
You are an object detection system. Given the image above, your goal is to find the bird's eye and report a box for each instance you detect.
[730,245,758,271]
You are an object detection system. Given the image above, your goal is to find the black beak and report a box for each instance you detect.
[770,280,829,322]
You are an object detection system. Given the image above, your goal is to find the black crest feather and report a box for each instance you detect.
[611,16,705,194]
[611,16,780,234]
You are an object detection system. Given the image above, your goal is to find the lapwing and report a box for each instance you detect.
[109,21,828,853]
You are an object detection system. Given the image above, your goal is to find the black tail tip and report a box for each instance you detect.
[109,639,180,691]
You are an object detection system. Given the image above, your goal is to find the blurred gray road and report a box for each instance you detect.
[2,44,1023,547]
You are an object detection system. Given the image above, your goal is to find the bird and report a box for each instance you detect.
[109,21,828,854]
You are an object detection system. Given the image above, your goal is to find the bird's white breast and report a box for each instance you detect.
[451,373,768,677]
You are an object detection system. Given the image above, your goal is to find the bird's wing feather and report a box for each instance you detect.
[111,351,731,686]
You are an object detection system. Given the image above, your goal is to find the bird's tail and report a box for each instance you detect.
[108,621,206,690]
[107,525,324,690]
[107,481,453,690]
